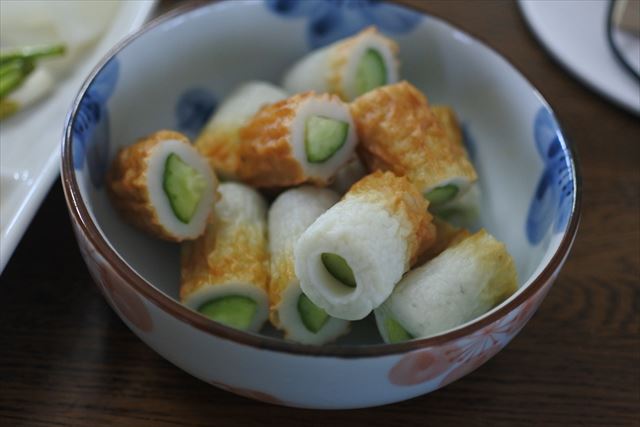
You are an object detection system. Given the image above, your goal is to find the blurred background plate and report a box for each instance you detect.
[519,0,640,115]
[0,0,156,273]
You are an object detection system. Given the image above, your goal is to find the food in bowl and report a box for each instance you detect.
[295,171,437,321]
[283,27,399,101]
[375,229,518,343]
[195,81,288,180]
[236,90,358,187]
[104,25,517,345]
[268,186,349,345]
[64,0,579,408]
[350,81,478,207]
[107,130,218,242]
[180,182,270,332]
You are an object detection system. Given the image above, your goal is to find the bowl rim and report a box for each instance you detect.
[61,0,582,358]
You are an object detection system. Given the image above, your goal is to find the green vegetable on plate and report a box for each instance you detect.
[0,44,65,120]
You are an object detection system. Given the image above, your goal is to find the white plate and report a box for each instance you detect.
[519,0,640,115]
[0,1,156,273]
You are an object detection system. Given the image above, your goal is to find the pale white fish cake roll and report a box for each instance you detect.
[180,183,269,332]
[375,229,518,343]
[107,130,217,242]
[269,186,349,344]
[417,217,471,265]
[295,171,437,321]
[351,82,478,208]
[195,81,287,179]
[237,91,357,188]
[283,26,399,101]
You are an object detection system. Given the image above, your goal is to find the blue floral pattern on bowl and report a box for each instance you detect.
[72,57,119,189]
[526,107,574,245]
[266,0,422,48]
[175,88,217,140]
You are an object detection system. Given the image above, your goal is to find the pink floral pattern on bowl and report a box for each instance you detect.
[389,284,548,387]
[74,223,154,333]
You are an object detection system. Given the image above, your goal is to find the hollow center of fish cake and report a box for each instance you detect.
[198,295,257,330]
[304,115,349,163]
[163,153,206,223]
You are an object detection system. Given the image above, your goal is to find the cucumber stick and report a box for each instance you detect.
[163,153,206,223]
[305,115,349,163]
[0,59,34,98]
[198,295,257,330]
[0,44,66,65]
[385,316,413,343]
[425,184,459,206]
[355,49,387,96]
[297,293,329,333]
[321,252,357,288]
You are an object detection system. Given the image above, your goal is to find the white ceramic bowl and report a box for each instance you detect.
[61,0,581,409]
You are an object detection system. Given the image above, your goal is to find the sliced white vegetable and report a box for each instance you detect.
[1,0,120,75]
[1,68,54,118]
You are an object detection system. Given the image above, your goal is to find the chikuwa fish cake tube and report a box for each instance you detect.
[375,230,518,343]
[268,186,349,344]
[431,105,466,152]
[283,26,399,101]
[294,171,437,321]
[430,105,483,223]
[237,91,357,187]
[195,81,287,179]
[107,130,218,242]
[350,81,478,207]
[180,183,269,332]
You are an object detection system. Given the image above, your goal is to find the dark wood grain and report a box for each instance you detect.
[1,1,639,425]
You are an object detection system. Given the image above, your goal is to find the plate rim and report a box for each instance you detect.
[518,0,640,116]
[0,0,158,274]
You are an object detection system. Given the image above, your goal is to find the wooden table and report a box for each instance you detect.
[1,1,638,425]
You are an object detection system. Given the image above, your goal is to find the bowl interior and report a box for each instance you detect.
[69,0,576,345]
